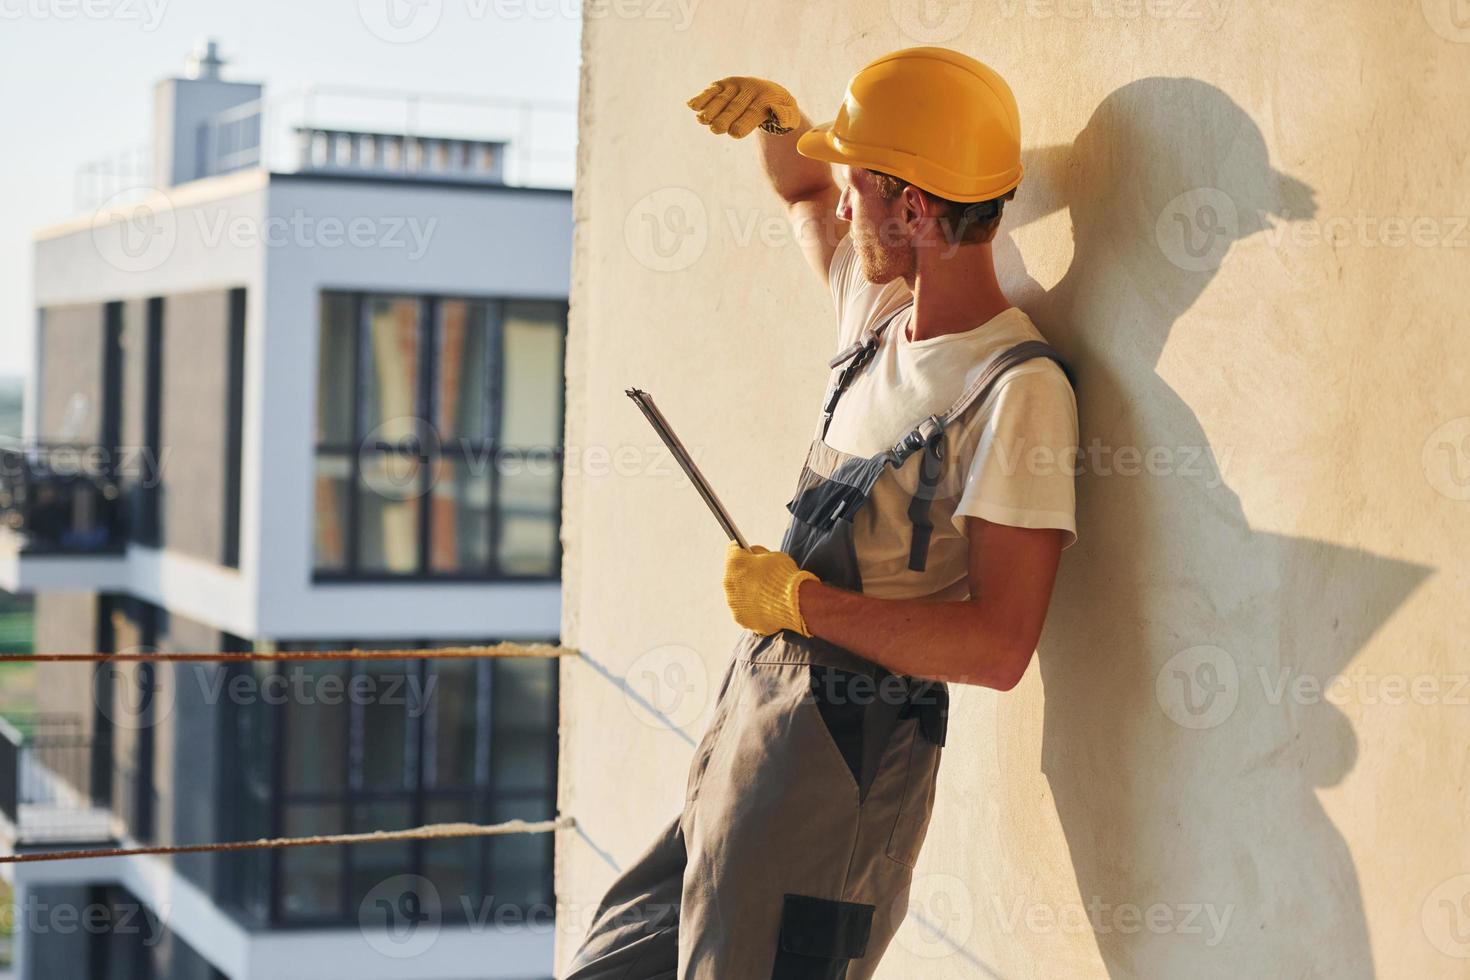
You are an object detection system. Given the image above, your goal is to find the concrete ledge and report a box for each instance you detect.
[10,849,554,979]
[0,533,129,595]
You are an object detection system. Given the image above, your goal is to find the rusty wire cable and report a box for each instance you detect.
[0,816,576,865]
[0,642,576,664]
[0,642,578,864]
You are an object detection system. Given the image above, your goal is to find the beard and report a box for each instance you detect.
[854,231,915,285]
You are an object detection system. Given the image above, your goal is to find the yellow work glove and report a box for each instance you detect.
[686,76,801,138]
[723,542,819,637]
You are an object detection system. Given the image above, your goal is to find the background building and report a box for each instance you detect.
[0,45,571,980]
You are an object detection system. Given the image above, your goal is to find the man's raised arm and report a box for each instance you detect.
[687,76,849,284]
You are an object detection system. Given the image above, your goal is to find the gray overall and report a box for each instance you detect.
[566,314,1065,979]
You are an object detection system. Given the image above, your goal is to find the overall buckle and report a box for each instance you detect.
[917,414,946,455]
[895,415,946,460]
[827,339,867,369]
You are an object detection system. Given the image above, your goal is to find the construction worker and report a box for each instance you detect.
[566,47,1079,979]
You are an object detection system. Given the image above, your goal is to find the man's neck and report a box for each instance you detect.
[902,241,1013,343]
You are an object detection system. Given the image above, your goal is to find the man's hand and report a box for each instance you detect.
[687,77,801,138]
[722,542,819,636]
[686,76,845,284]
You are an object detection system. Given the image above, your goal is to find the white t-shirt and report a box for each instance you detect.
[820,234,1079,601]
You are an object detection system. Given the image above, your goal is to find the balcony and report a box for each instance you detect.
[0,714,122,849]
[0,443,129,595]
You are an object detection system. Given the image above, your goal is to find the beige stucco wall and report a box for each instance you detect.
[557,2,1470,976]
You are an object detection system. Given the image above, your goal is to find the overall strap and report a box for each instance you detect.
[938,340,1066,428]
[889,340,1068,572]
[819,302,912,441]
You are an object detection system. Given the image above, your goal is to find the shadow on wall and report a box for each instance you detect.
[995,78,1433,977]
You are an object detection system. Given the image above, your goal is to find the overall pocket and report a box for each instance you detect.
[884,726,941,869]
[771,893,874,979]
[805,664,868,796]
[683,658,737,806]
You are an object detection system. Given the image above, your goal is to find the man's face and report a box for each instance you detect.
[837,168,915,285]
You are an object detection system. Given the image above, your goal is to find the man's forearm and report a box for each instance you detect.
[686,80,845,278]
[796,580,1034,690]
[757,113,835,205]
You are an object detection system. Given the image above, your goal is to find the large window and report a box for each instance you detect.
[314,292,566,580]
[25,290,245,563]
[219,644,558,927]
[95,596,162,844]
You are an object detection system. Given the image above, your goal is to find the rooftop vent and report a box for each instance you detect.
[185,38,227,81]
[293,127,507,184]
[153,40,262,188]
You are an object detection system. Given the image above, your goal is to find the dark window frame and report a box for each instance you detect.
[222,288,247,569]
[312,289,567,583]
[132,298,164,547]
[101,302,124,460]
[213,640,559,929]
[93,595,160,843]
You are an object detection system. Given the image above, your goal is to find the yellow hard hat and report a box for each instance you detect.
[797,47,1023,203]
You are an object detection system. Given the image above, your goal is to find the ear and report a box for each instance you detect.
[899,184,939,228]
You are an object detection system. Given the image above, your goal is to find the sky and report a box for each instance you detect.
[0,0,584,377]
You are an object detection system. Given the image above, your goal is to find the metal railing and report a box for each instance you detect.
[74,83,577,211]
[0,714,122,843]
[73,142,150,214]
[205,85,575,188]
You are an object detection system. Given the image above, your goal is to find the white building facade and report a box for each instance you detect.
[1,47,571,980]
